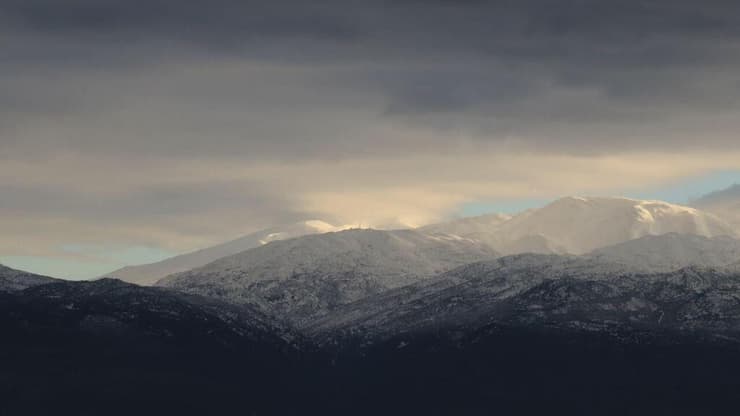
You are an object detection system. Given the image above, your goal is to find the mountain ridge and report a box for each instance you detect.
[158,228,499,325]
[424,196,737,255]
[100,195,737,287]
[101,220,346,286]
[0,263,58,292]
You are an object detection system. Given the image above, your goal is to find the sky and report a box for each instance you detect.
[2,0,740,279]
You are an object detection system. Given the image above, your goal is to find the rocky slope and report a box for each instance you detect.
[159,229,498,325]
[308,254,740,345]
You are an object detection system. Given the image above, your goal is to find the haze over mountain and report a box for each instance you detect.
[424,197,736,255]
[693,184,740,234]
[588,233,740,273]
[102,220,345,285]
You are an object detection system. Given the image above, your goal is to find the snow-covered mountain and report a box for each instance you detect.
[158,228,498,325]
[308,253,740,344]
[103,196,735,287]
[102,220,345,286]
[588,233,740,273]
[692,184,740,235]
[306,253,635,340]
[420,196,736,255]
[0,264,58,292]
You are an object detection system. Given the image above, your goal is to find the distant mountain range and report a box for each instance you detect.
[426,196,736,255]
[101,196,739,286]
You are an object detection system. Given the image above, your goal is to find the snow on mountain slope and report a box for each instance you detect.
[692,184,740,235]
[307,253,642,340]
[421,197,736,255]
[588,233,740,273]
[309,253,740,344]
[0,264,58,292]
[102,220,345,286]
[158,229,499,325]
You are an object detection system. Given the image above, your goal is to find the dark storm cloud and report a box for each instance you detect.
[3,0,740,157]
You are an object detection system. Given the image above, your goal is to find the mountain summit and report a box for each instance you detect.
[158,228,498,325]
[424,196,736,255]
[102,220,345,285]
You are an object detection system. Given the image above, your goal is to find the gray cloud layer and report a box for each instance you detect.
[3,0,740,157]
[3,1,740,273]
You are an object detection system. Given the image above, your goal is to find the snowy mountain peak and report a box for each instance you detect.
[158,228,499,324]
[502,196,736,253]
[102,219,343,286]
[418,196,737,256]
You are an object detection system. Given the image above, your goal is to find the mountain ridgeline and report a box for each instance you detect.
[102,196,739,286]
[101,220,344,285]
[158,228,499,325]
[5,196,740,415]
[0,264,58,292]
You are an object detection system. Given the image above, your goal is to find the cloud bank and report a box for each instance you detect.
[2,0,740,276]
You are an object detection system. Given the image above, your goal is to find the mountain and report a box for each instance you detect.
[102,220,343,286]
[0,263,58,292]
[692,184,740,234]
[0,278,308,415]
[421,196,737,255]
[158,228,499,325]
[306,253,636,341]
[3,278,299,347]
[105,196,735,286]
[308,254,740,345]
[588,233,740,273]
[8,256,740,415]
[310,263,740,416]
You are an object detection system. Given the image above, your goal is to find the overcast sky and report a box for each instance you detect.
[2,0,740,278]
